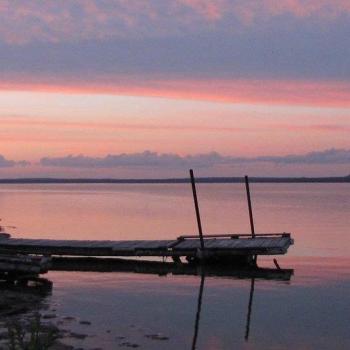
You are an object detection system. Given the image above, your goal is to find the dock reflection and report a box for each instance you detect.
[245,277,255,341]
[52,257,293,348]
[52,257,293,281]
[191,273,205,350]
[191,275,259,349]
[0,280,51,317]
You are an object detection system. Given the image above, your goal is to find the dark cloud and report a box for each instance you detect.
[256,149,350,164]
[40,151,223,168]
[0,155,28,167]
[1,1,350,82]
[1,23,350,81]
[39,149,350,169]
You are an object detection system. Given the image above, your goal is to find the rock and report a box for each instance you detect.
[145,333,169,341]
[49,342,74,350]
[0,331,9,340]
[119,342,140,348]
[68,332,88,340]
[62,316,76,321]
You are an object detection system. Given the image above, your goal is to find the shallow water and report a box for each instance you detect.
[0,183,349,349]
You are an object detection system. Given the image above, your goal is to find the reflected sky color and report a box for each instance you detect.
[0,183,349,257]
[0,183,349,349]
[44,261,350,350]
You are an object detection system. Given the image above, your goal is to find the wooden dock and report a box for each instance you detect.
[0,233,293,263]
[0,172,294,265]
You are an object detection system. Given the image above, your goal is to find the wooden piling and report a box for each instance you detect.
[190,169,205,250]
[244,175,255,238]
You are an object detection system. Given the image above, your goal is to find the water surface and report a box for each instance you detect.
[0,183,349,349]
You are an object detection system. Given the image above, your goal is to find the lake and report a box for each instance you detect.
[0,183,349,349]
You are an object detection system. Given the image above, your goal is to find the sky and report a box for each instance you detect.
[0,0,350,178]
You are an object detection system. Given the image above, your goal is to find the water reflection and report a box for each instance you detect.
[192,273,204,350]
[192,275,261,349]
[0,183,349,257]
[51,257,293,281]
[0,280,51,314]
[51,257,293,349]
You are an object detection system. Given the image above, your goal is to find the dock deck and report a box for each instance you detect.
[0,233,293,261]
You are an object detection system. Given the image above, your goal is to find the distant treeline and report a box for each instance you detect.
[0,176,349,184]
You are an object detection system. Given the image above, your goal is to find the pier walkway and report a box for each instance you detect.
[0,233,293,261]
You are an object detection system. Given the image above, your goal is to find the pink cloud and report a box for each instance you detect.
[0,1,349,44]
[1,75,350,108]
[278,124,350,132]
[263,0,350,18]
[177,0,227,21]
[0,117,245,134]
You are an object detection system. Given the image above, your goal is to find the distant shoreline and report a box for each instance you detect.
[0,176,349,184]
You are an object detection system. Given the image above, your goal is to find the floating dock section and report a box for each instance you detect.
[0,233,293,263]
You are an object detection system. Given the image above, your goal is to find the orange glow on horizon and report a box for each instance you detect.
[1,78,350,108]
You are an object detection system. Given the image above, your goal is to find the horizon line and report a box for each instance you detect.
[0,175,349,184]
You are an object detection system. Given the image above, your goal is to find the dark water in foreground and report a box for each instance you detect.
[0,184,349,349]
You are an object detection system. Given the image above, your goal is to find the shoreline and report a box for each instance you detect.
[0,176,349,184]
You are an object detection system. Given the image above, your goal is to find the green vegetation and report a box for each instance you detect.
[6,314,58,350]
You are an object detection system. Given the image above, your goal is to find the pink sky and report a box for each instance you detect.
[0,1,349,177]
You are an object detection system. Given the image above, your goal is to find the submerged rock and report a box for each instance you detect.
[62,316,76,321]
[79,320,91,325]
[145,333,169,341]
[67,331,88,339]
[43,313,57,319]
[49,342,74,350]
[118,341,140,348]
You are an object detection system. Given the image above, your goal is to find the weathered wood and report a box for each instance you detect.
[178,233,291,239]
[190,169,205,250]
[245,175,255,238]
[0,233,294,260]
[0,254,51,282]
[0,233,11,240]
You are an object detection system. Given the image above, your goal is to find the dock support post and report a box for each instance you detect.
[245,175,257,265]
[190,169,205,251]
[244,175,255,238]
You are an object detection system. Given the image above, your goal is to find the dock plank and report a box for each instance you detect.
[0,235,293,258]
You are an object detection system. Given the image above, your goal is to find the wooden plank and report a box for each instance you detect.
[220,239,242,249]
[134,240,174,250]
[233,239,251,249]
[0,235,293,258]
[174,240,201,250]
[201,239,220,248]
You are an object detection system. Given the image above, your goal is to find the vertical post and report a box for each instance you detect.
[190,169,205,250]
[244,175,255,238]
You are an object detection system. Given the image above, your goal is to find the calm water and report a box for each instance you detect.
[0,183,349,349]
